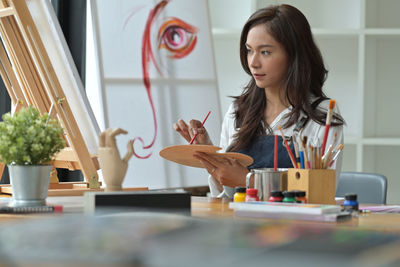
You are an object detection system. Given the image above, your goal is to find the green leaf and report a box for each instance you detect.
[0,106,65,165]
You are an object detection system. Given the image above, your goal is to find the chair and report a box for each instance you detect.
[336,172,387,204]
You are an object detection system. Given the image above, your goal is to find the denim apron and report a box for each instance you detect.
[237,135,296,169]
[234,98,325,169]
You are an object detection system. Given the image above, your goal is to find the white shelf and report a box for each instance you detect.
[362,138,400,146]
[364,35,400,138]
[257,0,362,29]
[344,137,400,146]
[209,0,400,203]
[363,145,400,204]
[364,29,400,35]
[366,0,400,28]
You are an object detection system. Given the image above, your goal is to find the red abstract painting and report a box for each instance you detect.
[125,0,198,159]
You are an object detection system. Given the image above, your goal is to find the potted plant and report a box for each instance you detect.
[0,106,65,206]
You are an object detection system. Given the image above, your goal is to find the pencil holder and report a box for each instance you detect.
[287,169,336,204]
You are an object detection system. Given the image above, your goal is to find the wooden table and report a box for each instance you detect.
[191,196,400,232]
[1,195,400,233]
[0,196,399,266]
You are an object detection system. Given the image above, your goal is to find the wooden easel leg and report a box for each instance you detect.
[0,163,5,182]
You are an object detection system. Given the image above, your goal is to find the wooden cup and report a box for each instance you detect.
[287,169,336,204]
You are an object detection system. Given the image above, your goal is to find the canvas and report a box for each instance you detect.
[90,0,222,188]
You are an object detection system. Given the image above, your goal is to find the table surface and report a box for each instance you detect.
[1,195,400,266]
[1,195,400,233]
[190,196,400,232]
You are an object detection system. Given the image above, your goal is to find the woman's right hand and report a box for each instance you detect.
[173,119,213,145]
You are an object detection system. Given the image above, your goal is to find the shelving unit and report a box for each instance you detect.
[208,0,400,203]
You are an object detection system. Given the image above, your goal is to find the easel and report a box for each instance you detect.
[0,0,100,190]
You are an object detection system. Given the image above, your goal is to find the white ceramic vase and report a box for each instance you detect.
[8,165,52,207]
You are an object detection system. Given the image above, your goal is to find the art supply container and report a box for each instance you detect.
[245,188,259,202]
[233,187,246,202]
[294,190,307,203]
[343,193,359,212]
[282,191,297,203]
[287,169,336,204]
[246,168,287,201]
[268,191,283,202]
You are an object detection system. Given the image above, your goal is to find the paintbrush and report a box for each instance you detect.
[322,132,337,168]
[321,99,336,156]
[302,136,310,169]
[278,126,297,168]
[328,144,344,167]
[292,135,301,168]
[189,111,211,145]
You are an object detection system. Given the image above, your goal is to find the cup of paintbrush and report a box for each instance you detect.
[322,144,334,169]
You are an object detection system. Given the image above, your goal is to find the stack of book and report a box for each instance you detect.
[229,201,351,222]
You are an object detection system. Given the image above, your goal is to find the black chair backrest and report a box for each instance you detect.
[336,172,387,204]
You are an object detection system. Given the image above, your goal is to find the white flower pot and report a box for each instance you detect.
[8,165,52,207]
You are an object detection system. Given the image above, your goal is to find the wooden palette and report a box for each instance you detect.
[159,145,254,168]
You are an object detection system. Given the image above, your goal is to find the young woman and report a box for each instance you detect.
[174,4,344,198]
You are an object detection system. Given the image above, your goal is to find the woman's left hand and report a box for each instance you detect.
[193,152,249,188]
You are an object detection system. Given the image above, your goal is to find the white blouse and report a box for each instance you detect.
[209,100,344,198]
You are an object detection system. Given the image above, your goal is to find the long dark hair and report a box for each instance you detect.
[229,4,344,152]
